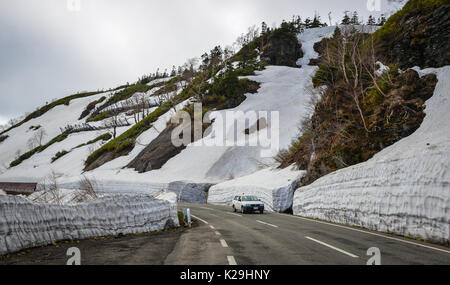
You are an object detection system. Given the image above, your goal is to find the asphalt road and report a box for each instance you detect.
[1,203,449,265]
[180,203,450,265]
[0,228,186,265]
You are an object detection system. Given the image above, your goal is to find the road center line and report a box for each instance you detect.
[227,256,237,265]
[281,213,450,254]
[226,212,242,217]
[215,231,221,236]
[191,214,208,225]
[199,207,216,211]
[220,239,229,248]
[256,220,279,228]
[305,236,359,258]
[209,225,215,229]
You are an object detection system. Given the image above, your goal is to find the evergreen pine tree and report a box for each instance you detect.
[350,11,360,25]
[261,21,268,36]
[333,26,342,38]
[341,11,351,25]
[292,15,302,32]
[311,15,322,28]
[377,14,387,26]
[304,17,312,28]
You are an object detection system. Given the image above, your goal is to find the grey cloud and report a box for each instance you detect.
[0,0,388,123]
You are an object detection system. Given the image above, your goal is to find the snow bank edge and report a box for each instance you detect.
[0,194,179,255]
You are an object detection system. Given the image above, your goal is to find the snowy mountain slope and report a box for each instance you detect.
[0,127,130,182]
[0,79,185,182]
[158,64,314,182]
[0,25,381,210]
[0,91,108,174]
[293,66,450,244]
[54,64,310,205]
[54,57,319,196]
[149,28,382,183]
[206,26,380,211]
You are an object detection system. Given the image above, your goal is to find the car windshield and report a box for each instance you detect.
[241,196,259,201]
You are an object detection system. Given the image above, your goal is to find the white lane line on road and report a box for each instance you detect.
[305,236,359,258]
[215,231,221,236]
[191,214,208,225]
[227,256,237,265]
[220,239,229,248]
[256,220,279,228]
[226,212,243,217]
[199,207,216,211]
[209,225,215,229]
[282,214,450,255]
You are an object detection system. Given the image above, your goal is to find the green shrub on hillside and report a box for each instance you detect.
[51,150,69,163]
[279,24,438,186]
[0,91,104,136]
[88,112,110,122]
[363,64,399,107]
[115,139,134,153]
[10,131,71,167]
[84,99,180,169]
[75,133,112,149]
[178,210,186,226]
[202,68,260,110]
[79,96,106,120]
[87,78,182,122]
[373,0,449,43]
[312,64,337,88]
[87,84,153,122]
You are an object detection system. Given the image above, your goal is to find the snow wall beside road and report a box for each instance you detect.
[0,194,179,255]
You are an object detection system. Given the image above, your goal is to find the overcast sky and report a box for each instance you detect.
[0,0,398,125]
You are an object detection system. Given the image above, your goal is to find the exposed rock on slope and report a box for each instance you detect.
[261,28,303,67]
[127,78,260,174]
[127,124,187,172]
[374,1,450,68]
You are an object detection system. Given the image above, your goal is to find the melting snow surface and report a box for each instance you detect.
[0,193,179,255]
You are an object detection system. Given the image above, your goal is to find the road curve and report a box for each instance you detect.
[180,203,450,265]
[1,203,449,265]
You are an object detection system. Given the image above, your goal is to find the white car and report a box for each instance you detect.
[232,195,264,214]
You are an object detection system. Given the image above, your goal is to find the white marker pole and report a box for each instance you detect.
[186,208,192,227]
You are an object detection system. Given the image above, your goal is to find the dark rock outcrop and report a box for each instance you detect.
[127,124,188,173]
[376,4,450,69]
[261,29,303,67]
[84,151,117,172]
